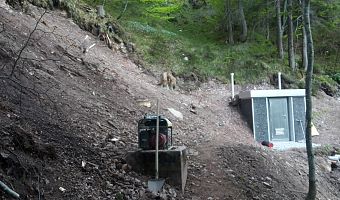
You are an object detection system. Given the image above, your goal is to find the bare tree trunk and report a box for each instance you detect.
[238,0,247,42]
[302,27,308,70]
[282,0,288,29]
[288,0,295,70]
[266,0,270,40]
[276,0,284,59]
[225,0,234,44]
[303,0,316,199]
[302,0,308,71]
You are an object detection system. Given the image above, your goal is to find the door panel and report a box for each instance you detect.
[269,98,290,141]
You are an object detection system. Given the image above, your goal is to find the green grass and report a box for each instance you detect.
[78,0,340,87]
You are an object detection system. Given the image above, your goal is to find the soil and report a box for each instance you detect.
[0,1,340,200]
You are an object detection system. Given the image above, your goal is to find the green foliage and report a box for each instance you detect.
[76,0,340,88]
[115,193,125,200]
[28,0,52,9]
[331,73,340,84]
[138,0,183,20]
[313,75,338,96]
[314,144,334,156]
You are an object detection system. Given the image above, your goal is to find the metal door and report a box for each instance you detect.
[269,98,290,141]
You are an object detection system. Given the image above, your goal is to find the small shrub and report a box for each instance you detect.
[331,73,340,84]
[314,144,333,156]
[314,75,338,96]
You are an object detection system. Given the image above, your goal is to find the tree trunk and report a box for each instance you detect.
[302,0,308,71]
[238,0,247,42]
[288,0,295,70]
[303,0,316,199]
[225,0,234,44]
[276,0,284,59]
[302,24,308,71]
[266,0,270,40]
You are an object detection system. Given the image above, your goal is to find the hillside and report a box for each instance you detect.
[81,0,340,93]
[1,1,340,200]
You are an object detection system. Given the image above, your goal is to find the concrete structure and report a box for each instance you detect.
[272,141,320,151]
[126,146,187,192]
[239,89,306,142]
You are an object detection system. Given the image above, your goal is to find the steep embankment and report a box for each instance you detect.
[1,1,340,200]
[0,2,156,199]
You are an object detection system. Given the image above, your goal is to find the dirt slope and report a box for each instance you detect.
[1,1,340,200]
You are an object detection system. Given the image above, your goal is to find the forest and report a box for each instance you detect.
[79,0,340,94]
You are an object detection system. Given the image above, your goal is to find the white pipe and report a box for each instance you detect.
[278,72,282,90]
[155,99,159,179]
[231,73,235,99]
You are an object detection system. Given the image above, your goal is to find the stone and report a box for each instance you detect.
[167,108,183,120]
[122,163,131,172]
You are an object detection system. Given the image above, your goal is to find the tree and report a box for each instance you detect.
[287,0,295,70]
[238,0,247,42]
[225,0,234,44]
[276,0,284,59]
[301,0,308,71]
[266,0,270,40]
[303,0,316,199]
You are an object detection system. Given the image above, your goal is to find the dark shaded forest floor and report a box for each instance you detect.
[0,1,339,199]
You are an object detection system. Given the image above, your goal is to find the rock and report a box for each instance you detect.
[59,187,66,192]
[190,109,197,114]
[125,42,135,53]
[160,192,167,199]
[169,188,177,197]
[139,189,145,198]
[137,99,152,108]
[188,148,199,156]
[167,108,183,120]
[122,163,131,172]
[262,181,272,188]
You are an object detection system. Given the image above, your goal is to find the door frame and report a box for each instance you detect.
[267,97,292,141]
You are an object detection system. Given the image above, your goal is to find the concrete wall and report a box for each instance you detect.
[125,146,187,192]
[293,97,306,141]
[253,98,269,142]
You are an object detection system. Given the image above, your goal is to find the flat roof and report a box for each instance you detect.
[239,89,305,99]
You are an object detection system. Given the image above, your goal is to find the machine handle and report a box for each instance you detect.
[155,99,159,179]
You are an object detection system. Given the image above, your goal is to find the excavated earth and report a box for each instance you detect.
[1,1,340,200]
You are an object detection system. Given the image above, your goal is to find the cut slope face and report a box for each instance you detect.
[1,1,340,200]
[0,2,154,199]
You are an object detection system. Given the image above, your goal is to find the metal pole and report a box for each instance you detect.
[278,72,282,90]
[155,99,159,179]
[231,73,235,99]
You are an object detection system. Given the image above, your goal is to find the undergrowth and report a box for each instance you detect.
[26,0,340,91]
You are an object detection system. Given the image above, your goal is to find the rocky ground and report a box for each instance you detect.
[1,1,340,200]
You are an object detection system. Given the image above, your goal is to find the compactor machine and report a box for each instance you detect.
[137,114,173,150]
